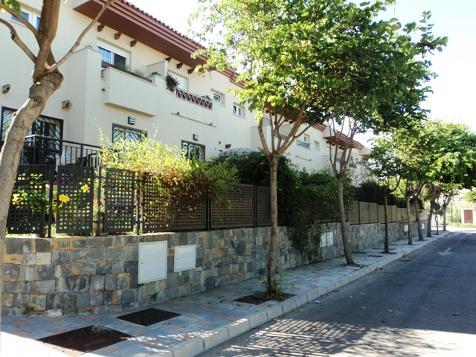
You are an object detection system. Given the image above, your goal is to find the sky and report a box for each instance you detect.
[130,0,476,134]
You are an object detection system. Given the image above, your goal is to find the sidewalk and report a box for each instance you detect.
[1,232,449,357]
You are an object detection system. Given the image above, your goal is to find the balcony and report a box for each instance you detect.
[17,135,101,168]
[102,66,157,116]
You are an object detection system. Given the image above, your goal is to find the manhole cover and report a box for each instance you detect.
[39,325,131,353]
[117,308,181,326]
[234,292,294,305]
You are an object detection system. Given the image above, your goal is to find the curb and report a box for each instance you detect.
[161,232,450,356]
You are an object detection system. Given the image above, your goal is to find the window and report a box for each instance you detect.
[167,71,189,91]
[1,107,63,143]
[211,90,225,106]
[233,104,244,118]
[11,9,41,29]
[112,124,146,142]
[314,141,320,151]
[97,42,129,69]
[296,134,311,149]
[181,141,205,161]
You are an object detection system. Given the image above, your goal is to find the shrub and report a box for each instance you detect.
[100,137,237,205]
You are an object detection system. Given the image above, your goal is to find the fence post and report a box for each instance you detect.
[206,197,211,230]
[96,167,102,236]
[358,201,361,225]
[135,174,143,235]
[254,185,257,227]
[47,165,54,238]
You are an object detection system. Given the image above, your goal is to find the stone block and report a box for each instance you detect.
[116,273,130,289]
[36,253,51,265]
[111,290,122,305]
[23,253,37,266]
[87,247,106,261]
[106,247,122,260]
[46,309,62,317]
[2,292,14,307]
[227,318,250,339]
[248,311,269,328]
[70,237,87,250]
[34,280,55,294]
[281,297,297,314]
[52,251,71,265]
[123,246,138,261]
[71,260,96,276]
[96,262,112,275]
[172,337,204,357]
[5,281,31,294]
[76,292,90,308]
[6,239,23,254]
[68,276,90,292]
[22,239,33,254]
[267,304,283,320]
[104,274,116,291]
[13,293,30,308]
[121,289,137,305]
[202,327,229,350]
[36,265,54,280]
[4,254,22,264]
[36,239,51,253]
[90,290,104,306]
[90,275,105,290]
[4,264,21,281]
[111,261,123,274]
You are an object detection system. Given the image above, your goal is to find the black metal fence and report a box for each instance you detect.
[7,164,272,237]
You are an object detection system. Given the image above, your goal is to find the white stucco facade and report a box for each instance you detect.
[0,0,370,181]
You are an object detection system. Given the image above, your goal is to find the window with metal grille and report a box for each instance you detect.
[112,124,146,142]
[181,140,205,161]
[1,107,63,142]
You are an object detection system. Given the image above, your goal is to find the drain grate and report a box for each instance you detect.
[234,292,294,305]
[117,308,181,326]
[39,325,131,353]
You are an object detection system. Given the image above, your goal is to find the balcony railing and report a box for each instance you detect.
[296,140,310,149]
[175,88,213,110]
[18,135,101,168]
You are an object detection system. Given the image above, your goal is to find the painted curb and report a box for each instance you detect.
[160,232,449,356]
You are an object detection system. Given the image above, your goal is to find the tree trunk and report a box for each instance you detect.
[406,197,412,245]
[337,177,353,264]
[383,193,389,254]
[266,155,279,295]
[414,200,424,241]
[435,214,439,235]
[426,201,434,237]
[0,71,62,324]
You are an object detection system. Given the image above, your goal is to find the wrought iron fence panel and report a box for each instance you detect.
[56,165,94,234]
[211,184,255,229]
[104,168,135,233]
[7,165,53,235]
[256,186,271,227]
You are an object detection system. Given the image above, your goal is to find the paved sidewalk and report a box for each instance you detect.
[0,232,448,357]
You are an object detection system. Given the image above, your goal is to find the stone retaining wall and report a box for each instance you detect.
[2,221,424,316]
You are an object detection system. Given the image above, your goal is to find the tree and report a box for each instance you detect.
[0,0,116,327]
[394,121,476,238]
[195,0,446,285]
[368,136,403,253]
[323,11,446,263]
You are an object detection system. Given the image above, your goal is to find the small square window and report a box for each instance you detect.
[212,90,225,106]
[233,104,243,118]
[314,141,320,151]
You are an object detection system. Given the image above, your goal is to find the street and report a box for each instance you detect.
[202,230,476,356]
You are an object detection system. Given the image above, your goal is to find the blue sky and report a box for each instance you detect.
[130,0,475,132]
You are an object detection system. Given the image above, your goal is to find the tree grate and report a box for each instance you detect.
[117,308,181,326]
[234,292,295,305]
[39,325,131,353]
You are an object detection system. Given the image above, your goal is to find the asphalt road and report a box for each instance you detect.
[201,229,476,356]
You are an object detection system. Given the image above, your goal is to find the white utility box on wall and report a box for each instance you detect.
[404,224,409,232]
[138,241,167,284]
[174,244,197,272]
